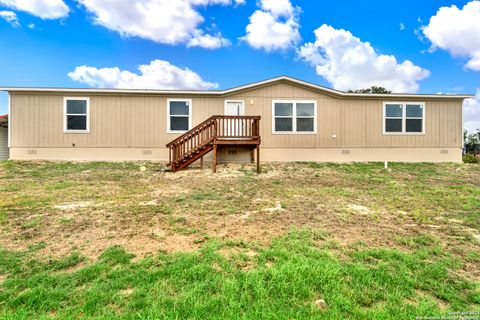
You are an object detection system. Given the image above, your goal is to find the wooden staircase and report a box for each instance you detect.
[166,115,261,173]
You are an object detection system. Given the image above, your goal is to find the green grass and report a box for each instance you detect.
[0,231,478,319]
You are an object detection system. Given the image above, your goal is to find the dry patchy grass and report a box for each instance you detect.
[0,160,479,276]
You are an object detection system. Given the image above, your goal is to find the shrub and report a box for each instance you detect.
[463,153,479,163]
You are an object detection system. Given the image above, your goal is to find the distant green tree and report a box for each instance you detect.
[465,129,480,146]
[347,86,392,94]
[464,128,480,156]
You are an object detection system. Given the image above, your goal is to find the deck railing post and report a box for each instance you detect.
[213,143,217,173]
[256,145,260,174]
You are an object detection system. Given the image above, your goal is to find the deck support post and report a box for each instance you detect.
[200,156,204,170]
[250,149,255,163]
[213,143,217,173]
[256,145,260,173]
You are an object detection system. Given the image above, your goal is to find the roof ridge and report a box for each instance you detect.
[0,76,474,99]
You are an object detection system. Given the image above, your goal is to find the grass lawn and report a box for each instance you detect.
[0,161,479,319]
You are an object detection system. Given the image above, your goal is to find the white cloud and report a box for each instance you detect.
[76,0,235,48]
[260,0,294,17]
[68,59,219,90]
[241,0,300,51]
[298,24,430,93]
[0,10,19,27]
[422,1,480,71]
[399,23,405,31]
[0,0,69,19]
[234,0,245,5]
[464,90,480,133]
[187,30,231,49]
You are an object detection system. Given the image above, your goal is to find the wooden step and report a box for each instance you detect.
[175,145,214,171]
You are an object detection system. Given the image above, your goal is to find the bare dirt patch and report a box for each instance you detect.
[27,215,202,260]
[262,201,285,213]
[54,202,94,210]
[347,204,372,215]
[159,234,202,253]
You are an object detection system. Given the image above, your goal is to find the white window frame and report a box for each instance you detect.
[167,98,192,133]
[272,100,317,134]
[63,97,90,133]
[383,102,425,135]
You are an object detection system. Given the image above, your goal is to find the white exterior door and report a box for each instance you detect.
[224,101,245,116]
[224,101,245,137]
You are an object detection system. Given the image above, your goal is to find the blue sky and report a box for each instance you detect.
[0,0,479,130]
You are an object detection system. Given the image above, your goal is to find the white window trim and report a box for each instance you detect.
[167,98,192,133]
[383,102,425,135]
[63,97,90,133]
[272,100,317,134]
[224,100,245,115]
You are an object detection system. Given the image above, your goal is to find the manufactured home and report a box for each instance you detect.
[0,76,472,171]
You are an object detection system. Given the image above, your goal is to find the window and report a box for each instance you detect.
[385,104,403,133]
[273,100,316,134]
[405,104,423,133]
[64,97,89,133]
[168,99,192,132]
[384,102,424,134]
[274,102,293,132]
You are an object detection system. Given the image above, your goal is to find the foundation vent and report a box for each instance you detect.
[341,150,350,155]
[440,149,449,154]
[143,150,152,155]
[228,150,237,155]
[27,149,37,155]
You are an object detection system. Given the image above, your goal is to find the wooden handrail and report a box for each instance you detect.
[166,116,216,148]
[166,115,261,169]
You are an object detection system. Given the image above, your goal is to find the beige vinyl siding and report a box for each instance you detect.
[226,83,462,149]
[0,127,8,159]
[10,82,463,151]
